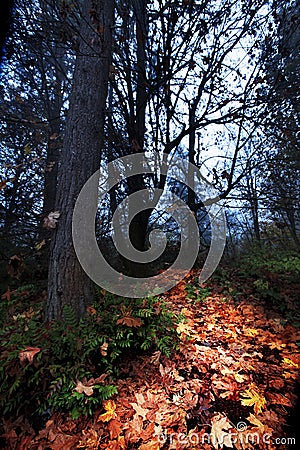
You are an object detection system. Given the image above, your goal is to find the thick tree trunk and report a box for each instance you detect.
[46,0,114,321]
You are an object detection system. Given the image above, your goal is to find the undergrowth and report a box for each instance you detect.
[0,288,178,421]
[230,246,300,325]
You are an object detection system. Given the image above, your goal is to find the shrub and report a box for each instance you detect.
[239,246,300,278]
[0,290,178,420]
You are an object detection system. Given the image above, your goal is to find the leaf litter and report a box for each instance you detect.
[2,269,300,449]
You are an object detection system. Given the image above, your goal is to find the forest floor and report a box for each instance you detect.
[1,268,300,450]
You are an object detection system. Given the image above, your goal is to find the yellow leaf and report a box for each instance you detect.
[117,435,126,449]
[244,327,259,337]
[176,321,191,335]
[35,240,46,251]
[240,384,266,415]
[97,399,116,422]
[282,358,298,368]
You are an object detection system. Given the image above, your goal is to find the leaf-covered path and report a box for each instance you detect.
[3,271,300,449]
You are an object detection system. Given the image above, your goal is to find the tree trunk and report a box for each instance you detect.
[46,0,114,321]
[121,0,151,277]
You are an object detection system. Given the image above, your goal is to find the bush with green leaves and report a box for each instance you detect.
[252,278,281,302]
[0,290,178,420]
[239,246,300,278]
[235,246,300,323]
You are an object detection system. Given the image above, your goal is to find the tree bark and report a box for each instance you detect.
[46,0,114,321]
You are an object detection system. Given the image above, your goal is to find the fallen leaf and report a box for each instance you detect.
[265,392,293,407]
[176,321,192,336]
[139,441,160,450]
[50,133,60,140]
[149,350,161,365]
[98,399,116,422]
[130,402,149,421]
[7,254,25,279]
[100,342,108,356]
[247,413,265,431]
[116,316,143,327]
[24,144,32,155]
[19,347,41,365]
[240,384,266,414]
[92,373,108,384]
[210,414,233,449]
[75,380,94,396]
[283,371,298,380]
[282,357,298,368]
[108,419,122,439]
[87,306,97,315]
[243,327,259,337]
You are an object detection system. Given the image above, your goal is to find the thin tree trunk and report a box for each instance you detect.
[46,0,114,321]
[122,0,150,276]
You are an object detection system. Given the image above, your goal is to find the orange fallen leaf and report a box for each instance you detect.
[116,316,143,327]
[283,371,298,380]
[87,306,97,315]
[247,413,265,431]
[106,435,126,450]
[108,419,122,439]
